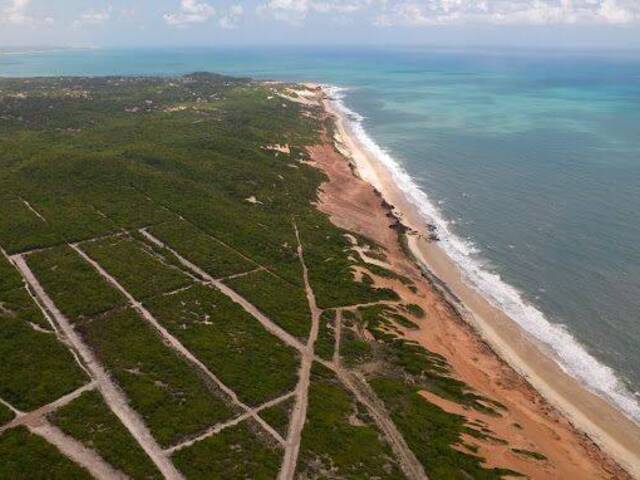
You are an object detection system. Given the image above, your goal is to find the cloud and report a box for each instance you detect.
[74,8,111,27]
[1,0,52,26]
[374,0,640,27]
[164,0,216,26]
[219,4,243,29]
[258,0,370,25]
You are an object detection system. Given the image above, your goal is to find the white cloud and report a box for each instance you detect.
[375,0,640,26]
[164,0,216,26]
[1,0,53,26]
[259,0,371,24]
[219,4,243,29]
[74,8,111,27]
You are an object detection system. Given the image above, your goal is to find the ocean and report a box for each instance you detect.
[2,46,639,423]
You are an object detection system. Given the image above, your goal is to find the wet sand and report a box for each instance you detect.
[300,84,640,479]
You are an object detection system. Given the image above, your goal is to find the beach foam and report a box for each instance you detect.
[325,85,640,425]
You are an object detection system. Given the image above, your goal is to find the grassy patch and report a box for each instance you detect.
[79,307,235,446]
[315,310,336,361]
[0,311,87,411]
[340,327,373,368]
[148,220,254,279]
[173,421,282,479]
[0,198,62,254]
[145,284,299,406]
[225,269,311,340]
[259,396,294,439]
[0,254,21,293]
[0,403,14,424]
[0,427,91,479]
[0,286,51,331]
[299,365,403,479]
[298,216,400,309]
[512,448,547,461]
[27,246,125,321]
[371,378,517,480]
[81,235,192,300]
[48,390,161,479]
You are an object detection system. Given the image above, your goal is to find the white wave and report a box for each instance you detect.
[325,85,640,424]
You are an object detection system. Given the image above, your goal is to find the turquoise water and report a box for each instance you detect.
[2,47,639,421]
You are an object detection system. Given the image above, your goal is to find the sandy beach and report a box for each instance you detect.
[292,84,640,479]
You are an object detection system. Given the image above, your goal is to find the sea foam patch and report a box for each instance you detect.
[325,84,640,425]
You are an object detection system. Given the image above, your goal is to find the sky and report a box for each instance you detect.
[1,0,640,49]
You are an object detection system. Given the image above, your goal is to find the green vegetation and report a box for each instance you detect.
[315,310,336,361]
[27,246,125,321]
[0,246,88,412]
[173,421,282,479]
[372,379,516,480]
[0,285,51,331]
[0,198,62,254]
[403,303,426,319]
[79,307,235,446]
[0,427,91,479]
[512,448,547,461]
[299,366,403,479]
[145,284,299,406]
[0,251,22,292]
[298,218,400,309]
[0,309,87,411]
[0,403,14,424]
[0,74,521,477]
[259,396,294,439]
[81,235,192,300]
[48,390,161,479]
[225,269,311,339]
[148,220,254,279]
[340,327,374,368]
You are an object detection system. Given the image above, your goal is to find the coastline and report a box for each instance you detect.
[314,85,640,478]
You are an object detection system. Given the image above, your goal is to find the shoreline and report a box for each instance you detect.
[316,85,640,478]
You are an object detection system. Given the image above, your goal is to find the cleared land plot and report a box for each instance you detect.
[145,284,299,406]
[172,421,282,480]
[26,245,126,322]
[0,311,87,411]
[147,221,254,279]
[299,366,404,479]
[78,307,236,447]
[315,310,336,361]
[0,426,91,479]
[259,396,294,440]
[88,187,172,229]
[48,390,161,480]
[0,285,52,331]
[81,236,193,300]
[32,195,117,245]
[224,269,311,340]
[0,198,62,254]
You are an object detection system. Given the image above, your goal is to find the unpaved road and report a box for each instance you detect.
[140,227,428,480]
[30,421,128,480]
[11,254,185,480]
[278,224,322,480]
[71,243,285,447]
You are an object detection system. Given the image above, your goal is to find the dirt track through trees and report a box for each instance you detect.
[10,254,185,480]
[30,421,128,480]
[278,224,321,480]
[140,227,428,479]
[71,243,285,446]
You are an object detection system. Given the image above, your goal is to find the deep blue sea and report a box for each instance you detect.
[2,46,639,422]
